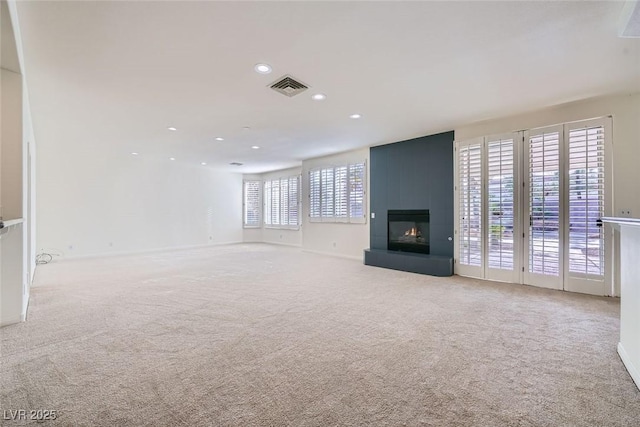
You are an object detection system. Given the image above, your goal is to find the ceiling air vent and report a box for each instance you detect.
[269,75,308,97]
[229,162,243,166]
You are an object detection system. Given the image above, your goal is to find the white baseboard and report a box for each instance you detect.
[53,241,244,261]
[262,241,302,248]
[618,342,640,390]
[302,248,362,261]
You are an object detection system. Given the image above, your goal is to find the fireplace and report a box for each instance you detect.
[388,210,430,254]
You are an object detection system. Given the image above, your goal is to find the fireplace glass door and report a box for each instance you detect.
[388,210,430,254]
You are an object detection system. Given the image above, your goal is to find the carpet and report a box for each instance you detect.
[1,243,638,426]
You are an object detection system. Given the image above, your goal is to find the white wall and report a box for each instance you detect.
[1,68,22,220]
[302,148,370,260]
[36,148,243,258]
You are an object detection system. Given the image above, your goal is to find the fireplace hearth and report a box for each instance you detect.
[388,210,430,254]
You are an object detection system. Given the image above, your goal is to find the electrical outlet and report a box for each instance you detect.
[371,212,376,219]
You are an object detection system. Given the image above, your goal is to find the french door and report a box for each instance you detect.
[523,125,564,290]
[455,117,612,295]
[457,134,521,282]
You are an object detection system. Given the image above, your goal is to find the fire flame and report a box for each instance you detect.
[404,227,418,236]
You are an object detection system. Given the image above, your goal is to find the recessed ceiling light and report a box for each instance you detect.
[349,113,362,119]
[169,157,175,161]
[254,63,272,74]
[168,127,177,131]
[201,162,207,166]
[131,152,139,156]
[312,93,326,101]
[251,146,260,150]
[215,137,224,141]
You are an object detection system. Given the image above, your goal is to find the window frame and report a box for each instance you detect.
[309,161,367,224]
[264,175,301,230]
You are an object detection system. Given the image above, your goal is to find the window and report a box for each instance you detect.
[309,162,366,223]
[243,180,261,228]
[264,175,300,228]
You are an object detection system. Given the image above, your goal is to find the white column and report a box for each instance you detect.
[603,217,640,389]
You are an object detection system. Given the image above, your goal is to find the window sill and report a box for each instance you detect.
[264,226,300,231]
[309,218,367,224]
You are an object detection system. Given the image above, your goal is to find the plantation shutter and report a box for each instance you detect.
[321,168,335,219]
[309,162,366,223]
[334,166,348,219]
[458,143,482,267]
[280,178,289,225]
[455,118,610,295]
[289,176,299,226]
[243,180,261,227]
[349,162,365,221]
[271,180,280,226]
[567,124,605,277]
[528,129,561,277]
[310,170,321,221]
[264,181,272,225]
[487,138,514,270]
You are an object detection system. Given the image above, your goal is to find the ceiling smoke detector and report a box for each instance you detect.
[269,75,309,97]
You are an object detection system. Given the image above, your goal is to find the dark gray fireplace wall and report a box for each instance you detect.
[370,131,454,257]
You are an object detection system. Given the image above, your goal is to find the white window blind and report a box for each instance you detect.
[309,170,321,218]
[321,168,334,219]
[243,180,261,227]
[288,176,299,226]
[280,178,289,225]
[487,138,514,270]
[242,181,262,228]
[334,166,348,218]
[458,143,482,267]
[528,130,561,277]
[349,163,365,219]
[309,161,366,223]
[568,124,605,277]
[264,180,272,226]
[264,175,300,228]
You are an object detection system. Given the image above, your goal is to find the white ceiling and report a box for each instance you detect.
[13,1,640,173]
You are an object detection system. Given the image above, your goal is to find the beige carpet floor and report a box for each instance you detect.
[1,243,639,426]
